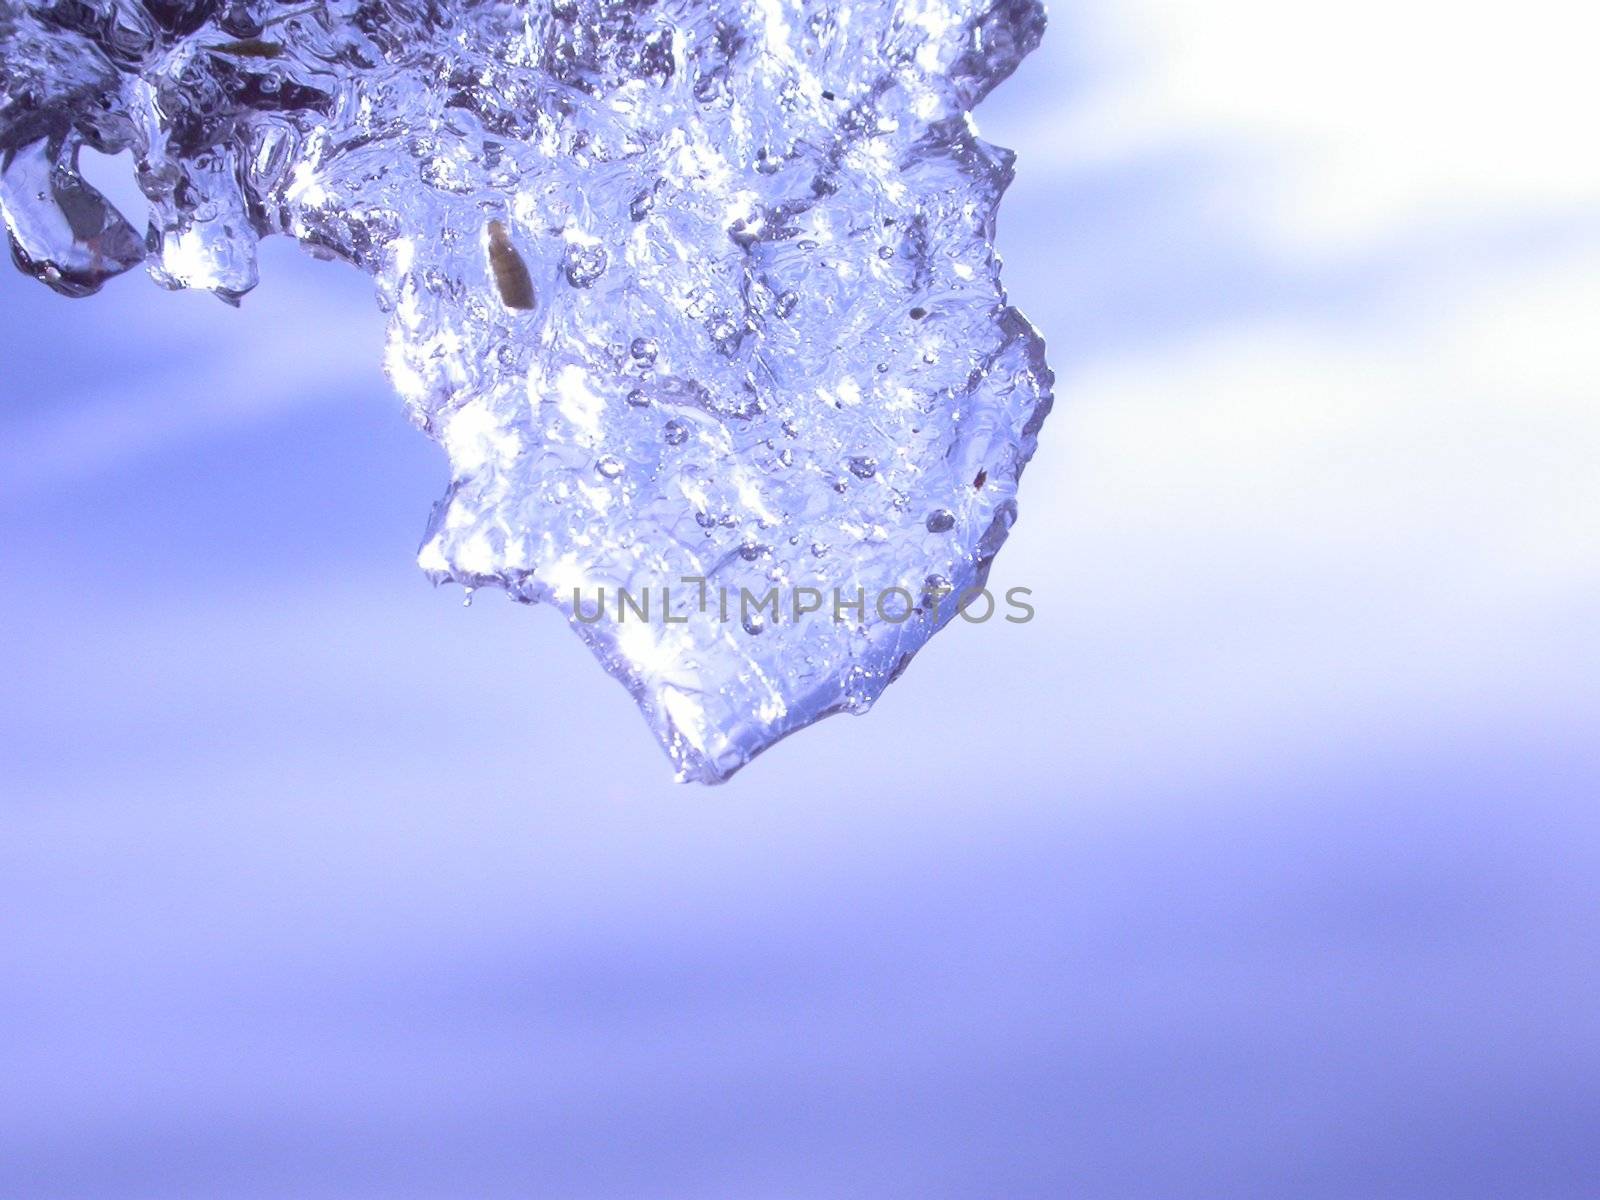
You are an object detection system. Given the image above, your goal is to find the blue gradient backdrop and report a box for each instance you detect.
[4,5,1599,1195]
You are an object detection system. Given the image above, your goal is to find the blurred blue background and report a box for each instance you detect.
[4,2,1599,1195]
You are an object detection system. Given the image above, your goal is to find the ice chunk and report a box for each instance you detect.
[1,135,145,296]
[0,0,1054,781]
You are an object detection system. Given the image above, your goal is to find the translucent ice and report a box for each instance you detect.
[1,0,1054,781]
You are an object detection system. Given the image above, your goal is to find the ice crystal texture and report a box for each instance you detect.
[1,0,1053,781]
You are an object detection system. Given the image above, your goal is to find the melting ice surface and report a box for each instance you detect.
[1,0,1053,781]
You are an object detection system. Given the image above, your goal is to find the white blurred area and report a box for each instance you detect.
[1025,0,1600,245]
[979,0,1600,760]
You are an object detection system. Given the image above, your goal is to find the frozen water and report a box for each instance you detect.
[0,0,1053,781]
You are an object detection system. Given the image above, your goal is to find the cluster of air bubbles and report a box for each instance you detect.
[847,456,878,480]
[563,244,607,288]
